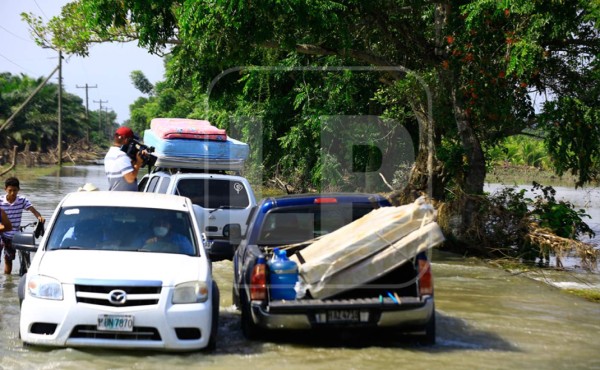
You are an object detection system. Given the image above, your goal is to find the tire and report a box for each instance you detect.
[240,291,266,340]
[232,284,240,310]
[18,274,27,308]
[205,281,219,351]
[417,310,436,345]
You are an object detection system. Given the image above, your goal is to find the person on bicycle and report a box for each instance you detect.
[0,177,44,275]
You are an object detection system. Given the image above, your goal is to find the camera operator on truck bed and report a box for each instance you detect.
[104,126,149,191]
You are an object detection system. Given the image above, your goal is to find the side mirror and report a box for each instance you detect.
[12,232,36,253]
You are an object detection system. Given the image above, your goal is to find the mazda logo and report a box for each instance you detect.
[108,289,127,305]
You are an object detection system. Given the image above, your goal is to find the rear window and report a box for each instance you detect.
[175,178,250,209]
[258,203,376,245]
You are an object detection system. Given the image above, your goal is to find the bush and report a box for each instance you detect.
[483,182,594,263]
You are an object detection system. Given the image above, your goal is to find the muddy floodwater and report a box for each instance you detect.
[1,166,599,369]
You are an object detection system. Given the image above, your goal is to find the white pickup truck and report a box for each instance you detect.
[19,191,219,351]
[139,170,256,261]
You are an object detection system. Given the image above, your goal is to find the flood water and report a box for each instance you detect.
[1,166,600,369]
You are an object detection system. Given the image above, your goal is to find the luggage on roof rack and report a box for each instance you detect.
[143,118,250,171]
[150,117,228,141]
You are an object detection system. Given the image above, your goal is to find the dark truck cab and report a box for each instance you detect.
[232,193,436,344]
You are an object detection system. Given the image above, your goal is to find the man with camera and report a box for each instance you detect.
[104,126,145,191]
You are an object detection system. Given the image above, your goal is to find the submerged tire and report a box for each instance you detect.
[240,292,266,340]
[18,274,27,308]
[417,309,436,345]
[205,281,220,351]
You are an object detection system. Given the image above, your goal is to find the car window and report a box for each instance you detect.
[257,203,376,245]
[157,177,171,193]
[138,176,149,191]
[176,178,250,209]
[46,206,198,256]
[146,176,161,193]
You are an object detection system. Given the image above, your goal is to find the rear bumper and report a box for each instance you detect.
[249,296,434,330]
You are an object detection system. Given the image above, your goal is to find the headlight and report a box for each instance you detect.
[172,281,209,304]
[27,275,63,300]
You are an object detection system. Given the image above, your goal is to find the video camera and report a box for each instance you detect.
[121,137,157,168]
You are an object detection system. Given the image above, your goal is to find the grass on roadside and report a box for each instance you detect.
[563,289,600,303]
[486,165,581,187]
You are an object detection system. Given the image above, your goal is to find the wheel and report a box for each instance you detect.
[204,281,219,351]
[417,310,436,345]
[232,283,241,309]
[240,291,266,340]
[18,274,27,307]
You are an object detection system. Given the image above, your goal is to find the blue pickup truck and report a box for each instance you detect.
[232,193,436,344]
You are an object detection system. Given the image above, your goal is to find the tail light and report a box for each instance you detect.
[418,258,433,296]
[250,257,267,300]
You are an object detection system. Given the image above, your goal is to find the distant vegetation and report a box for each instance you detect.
[488,134,551,170]
[0,72,115,155]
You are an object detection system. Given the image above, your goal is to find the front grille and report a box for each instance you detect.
[70,325,161,341]
[75,283,162,307]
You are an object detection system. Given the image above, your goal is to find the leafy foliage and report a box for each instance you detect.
[7,0,600,259]
[476,181,594,262]
[21,0,600,196]
[528,182,594,240]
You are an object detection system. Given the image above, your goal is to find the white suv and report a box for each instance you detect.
[139,171,256,260]
[19,191,219,351]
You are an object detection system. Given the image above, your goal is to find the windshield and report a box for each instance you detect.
[175,178,250,209]
[46,206,198,256]
[258,203,376,245]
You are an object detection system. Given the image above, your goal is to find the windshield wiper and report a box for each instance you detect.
[209,205,245,213]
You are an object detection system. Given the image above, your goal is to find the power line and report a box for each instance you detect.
[33,0,49,20]
[0,52,35,75]
[0,25,33,43]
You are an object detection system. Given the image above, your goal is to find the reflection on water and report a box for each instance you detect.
[0,167,599,369]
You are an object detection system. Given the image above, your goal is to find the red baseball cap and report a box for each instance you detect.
[115,126,134,138]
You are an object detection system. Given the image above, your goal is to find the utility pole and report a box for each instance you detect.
[58,50,63,167]
[76,83,97,118]
[93,99,108,139]
[104,107,111,138]
[77,83,98,142]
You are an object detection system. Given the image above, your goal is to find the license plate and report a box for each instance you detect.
[327,309,360,323]
[97,314,134,332]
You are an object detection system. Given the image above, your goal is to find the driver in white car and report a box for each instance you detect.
[140,217,194,255]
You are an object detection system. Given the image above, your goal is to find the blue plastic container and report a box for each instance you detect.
[268,249,299,300]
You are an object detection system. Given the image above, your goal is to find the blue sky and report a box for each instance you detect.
[0,0,165,123]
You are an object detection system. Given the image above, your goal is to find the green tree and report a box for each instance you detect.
[130,70,154,96]
[25,0,600,254]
